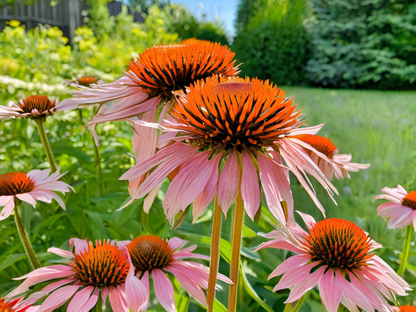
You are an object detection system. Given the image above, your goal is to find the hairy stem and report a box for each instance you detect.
[207,196,222,311]
[14,200,41,269]
[92,138,104,196]
[397,225,413,276]
[34,118,57,173]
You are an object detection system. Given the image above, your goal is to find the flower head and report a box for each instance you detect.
[121,76,339,226]
[57,41,240,144]
[0,96,59,120]
[294,134,370,180]
[0,169,73,221]
[7,238,145,312]
[256,212,410,312]
[118,235,231,312]
[76,76,97,87]
[374,185,416,231]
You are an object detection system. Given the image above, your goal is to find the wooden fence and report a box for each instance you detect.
[0,0,143,44]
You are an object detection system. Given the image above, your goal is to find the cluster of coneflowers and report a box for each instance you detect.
[0,38,415,311]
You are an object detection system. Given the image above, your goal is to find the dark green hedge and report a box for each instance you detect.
[306,0,416,89]
[232,0,310,86]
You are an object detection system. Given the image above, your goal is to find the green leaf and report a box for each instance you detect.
[243,225,257,237]
[240,262,275,312]
[52,147,92,163]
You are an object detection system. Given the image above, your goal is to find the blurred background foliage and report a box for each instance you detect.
[0,0,416,311]
[233,0,416,89]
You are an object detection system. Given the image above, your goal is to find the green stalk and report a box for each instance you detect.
[94,295,103,312]
[227,154,244,312]
[397,225,413,276]
[14,199,41,269]
[291,295,306,312]
[207,196,222,312]
[283,303,293,312]
[92,138,104,196]
[34,117,57,173]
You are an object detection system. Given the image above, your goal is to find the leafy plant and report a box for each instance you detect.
[306,0,416,89]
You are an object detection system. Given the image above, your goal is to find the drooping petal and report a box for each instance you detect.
[273,263,317,292]
[37,285,80,312]
[286,266,325,302]
[0,196,15,220]
[217,150,239,216]
[125,247,147,312]
[47,247,74,259]
[319,270,342,312]
[108,286,129,312]
[241,151,261,220]
[257,152,294,226]
[192,153,222,222]
[152,269,176,312]
[168,269,207,306]
[67,286,95,312]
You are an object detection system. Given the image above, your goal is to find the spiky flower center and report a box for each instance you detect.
[0,172,35,196]
[127,42,239,98]
[71,240,129,287]
[127,235,174,272]
[307,218,374,270]
[19,95,55,114]
[0,298,23,312]
[400,306,416,312]
[171,77,302,152]
[297,135,337,157]
[78,76,96,87]
[403,191,416,210]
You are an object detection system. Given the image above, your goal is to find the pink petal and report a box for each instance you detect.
[241,151,261,220]
[125,247,147,312]
[192,153,222,222]
[319,270,342,312]
[152,269,176,312]
[286,266,325,302]
[334,270,374,312]
[168,237,187,251]
[268,254,311,280]
[120,142,197,181]
[273,263,317,292]
[0,196,15,220]
[164,151,215,223]
[217,150,239,216]
[69,238,89,255]
[109,286,129,312]
[79,287,100,312]
[257,152,294,226]
[67,286,94,312]
[296,211,316,231]
[37,285,80,312]
[168,269,207,306]
[47,247,74,259]
[140,271,150,311]
[255,238,305,254]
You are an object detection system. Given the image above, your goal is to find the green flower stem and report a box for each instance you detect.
[397,225,413,276]
[283,303,293,312]
[94,295,103,312]
[291,294,306,312]
[92,138,104,196]
[228,154,244,312]
[34,118,57,173]
[14,200,41,269]
[207,196,222,312]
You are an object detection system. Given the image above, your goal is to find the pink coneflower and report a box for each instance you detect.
[293,134,370,180]
[0,95,59,120]
[117,235,231,311]
[0,169,73,220]
[57,42,240,142]
[256,213,410,312]
[374,185,416,230]
[7,238,146,312]
[120,75,339,226]
[0,297,37,312]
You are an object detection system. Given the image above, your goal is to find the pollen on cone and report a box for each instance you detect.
[0,172,35,196]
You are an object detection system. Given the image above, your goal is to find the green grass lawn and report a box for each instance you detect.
[0,87,415,311]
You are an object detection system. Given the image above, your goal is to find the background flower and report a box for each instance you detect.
[256,212,410,312]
